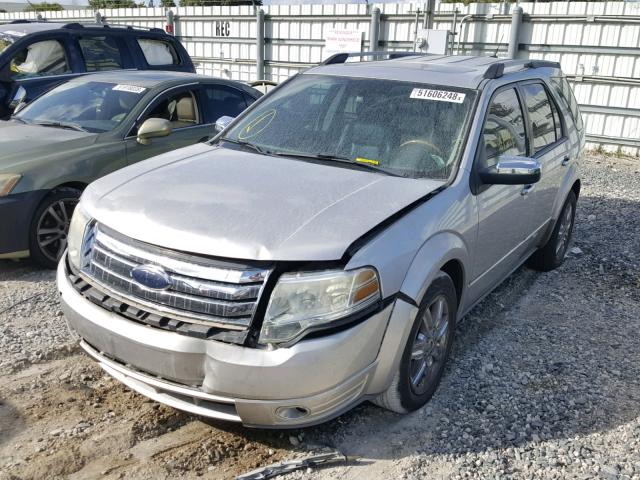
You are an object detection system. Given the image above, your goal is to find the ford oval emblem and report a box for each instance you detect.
[130,264,172,291]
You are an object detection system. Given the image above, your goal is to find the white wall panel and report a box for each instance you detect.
[0,1,637,154]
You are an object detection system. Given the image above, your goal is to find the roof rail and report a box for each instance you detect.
[322,51,425,66]
[483,62,504,79]
[60,22,167,34]
[525,60,561,69]
[62,23,85,30]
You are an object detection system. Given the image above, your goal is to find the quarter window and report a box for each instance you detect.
[521,83,558,154]
[137,38,179,66]
[9,39,70,79]
[78,36,123,72]
[551,76,584,132]
[481,88,527,168]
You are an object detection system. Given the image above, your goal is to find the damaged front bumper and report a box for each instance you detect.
[58,260,417,428]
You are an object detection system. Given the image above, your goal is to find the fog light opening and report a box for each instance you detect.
[275,406,310,420]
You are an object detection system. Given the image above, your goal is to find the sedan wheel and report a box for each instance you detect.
[29,188,81,269]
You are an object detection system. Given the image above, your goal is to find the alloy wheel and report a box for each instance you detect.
[36,198,78,263]
[409,294,450,396]
[555,202,574,259]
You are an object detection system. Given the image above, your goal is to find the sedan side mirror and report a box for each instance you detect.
[479,156,541,185]
[214,115,234,133]
[9,86,26,110]
[137,118,172,145]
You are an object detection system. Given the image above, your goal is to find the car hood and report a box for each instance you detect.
[84,145,445,261]
[0,121,95,170]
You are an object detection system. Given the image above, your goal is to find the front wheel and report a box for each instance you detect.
[373,272,457,413]
[29,188,81,269]
[527,191,577,272]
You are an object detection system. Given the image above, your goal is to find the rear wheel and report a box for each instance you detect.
[29,188,81,269]
[373,272,456,413]
[527,191,577,272]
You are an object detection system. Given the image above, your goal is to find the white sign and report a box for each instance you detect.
[323,29,363,60]
[410,88,466,104]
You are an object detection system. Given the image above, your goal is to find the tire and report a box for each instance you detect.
[527,191,577,272]
[29,188,81,269]
[373,272,457,413]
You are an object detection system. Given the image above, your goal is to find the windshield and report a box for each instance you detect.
[14,81,147,133]
[0,32,17,54]
[223,74,477,179]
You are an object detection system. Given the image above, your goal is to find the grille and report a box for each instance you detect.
[78,223,271,334]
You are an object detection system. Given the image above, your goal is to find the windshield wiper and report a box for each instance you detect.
[219,137,269,155]
[33,121,89,133]
[270,151,401,177]
[10,117,28,124]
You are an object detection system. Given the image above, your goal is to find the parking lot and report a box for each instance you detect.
[0,152,637,479]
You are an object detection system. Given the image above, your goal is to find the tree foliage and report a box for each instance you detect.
[88,0,140,8]
[24,2,64,11]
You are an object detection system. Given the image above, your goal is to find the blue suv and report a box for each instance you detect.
[0,20,194,119]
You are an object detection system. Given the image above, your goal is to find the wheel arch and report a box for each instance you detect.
[399,231,469,317]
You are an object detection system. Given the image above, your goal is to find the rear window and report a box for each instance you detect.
[137,38,179,66]
[78,36,123,72]
[550,76,584,133]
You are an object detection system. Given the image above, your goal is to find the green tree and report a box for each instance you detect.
[179,0,255,6]
[88,0,139,8]
[160,0,176,6]
[24,2,64,11]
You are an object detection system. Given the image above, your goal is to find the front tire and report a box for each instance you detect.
[527,191,577,272]
[373,272,457,413]
[29,188,81,269]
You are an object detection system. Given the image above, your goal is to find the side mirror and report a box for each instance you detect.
[479,156,541,185]
[214,115,234,133]
[9,86,27,111]
[137,118,172,145]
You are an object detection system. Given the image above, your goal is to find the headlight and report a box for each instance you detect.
[0,174,21,197]
[260,267,381,345]
[67,204,91,270]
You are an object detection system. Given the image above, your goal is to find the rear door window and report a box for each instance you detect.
[203,85,248,123]
[481,88,527,168]
[137,38,179,66]
[9,39,70,79]
[521,83,559,154]
[78,35,123,72]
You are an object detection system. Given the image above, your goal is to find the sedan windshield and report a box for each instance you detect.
[14,81,147,133]
[223,74,477,179]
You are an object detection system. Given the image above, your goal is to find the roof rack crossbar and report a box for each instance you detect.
[321,51,425,66]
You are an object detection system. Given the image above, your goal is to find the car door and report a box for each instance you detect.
[470,86,539,299]
[125,85,212,164]
[519,81,569,234]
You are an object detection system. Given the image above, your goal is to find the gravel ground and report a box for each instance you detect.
[0,153,639,480]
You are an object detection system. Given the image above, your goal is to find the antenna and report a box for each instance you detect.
[490,32,505,58]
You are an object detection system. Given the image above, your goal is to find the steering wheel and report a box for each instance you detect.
[391,139,447,175]
[398,139,443,157]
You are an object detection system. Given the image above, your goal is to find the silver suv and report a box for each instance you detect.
[58,54,583,428]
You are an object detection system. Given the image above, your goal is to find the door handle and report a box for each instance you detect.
[561,156,570,166]
[521,184,535,196]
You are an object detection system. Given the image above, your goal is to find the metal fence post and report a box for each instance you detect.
[507,6,523,59]
[94,12,102,24]
[369,8,380,51]
[165,10,175,35]
[256,9,265,81]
